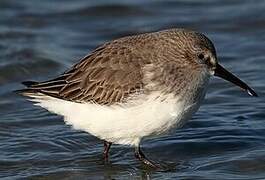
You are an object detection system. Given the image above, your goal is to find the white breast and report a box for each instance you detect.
[26,87,206,147]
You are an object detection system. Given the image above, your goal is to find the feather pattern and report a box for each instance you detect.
[22,38,154,105]
[21,28,216,106]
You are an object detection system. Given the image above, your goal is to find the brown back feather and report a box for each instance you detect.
[26,40,150,105]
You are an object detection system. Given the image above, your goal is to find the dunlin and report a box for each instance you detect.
[19,29,257,168]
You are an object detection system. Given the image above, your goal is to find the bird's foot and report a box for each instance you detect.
[134,146,172,171]
[103,141,112,163]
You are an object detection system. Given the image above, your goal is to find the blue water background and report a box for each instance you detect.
[0,0,264,179]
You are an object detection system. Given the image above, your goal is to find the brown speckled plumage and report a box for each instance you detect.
[22,29,216,105]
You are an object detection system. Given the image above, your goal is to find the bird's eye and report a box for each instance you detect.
[205,58,211,66]
[198,53,204,60]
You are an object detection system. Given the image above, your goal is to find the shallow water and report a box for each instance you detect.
[0,0,265,179]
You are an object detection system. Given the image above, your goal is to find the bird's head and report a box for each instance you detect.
[169,29,258,97]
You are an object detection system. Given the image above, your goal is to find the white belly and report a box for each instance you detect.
[25,91,204,146]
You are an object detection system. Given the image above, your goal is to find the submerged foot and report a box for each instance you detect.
[134,146,172,171]
[103,141,112,163]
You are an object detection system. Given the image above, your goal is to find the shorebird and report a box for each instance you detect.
[19,29,257,169]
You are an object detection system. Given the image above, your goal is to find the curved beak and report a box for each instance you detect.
[214,63,258,97]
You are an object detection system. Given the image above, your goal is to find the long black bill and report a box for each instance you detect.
[214,64,258,97]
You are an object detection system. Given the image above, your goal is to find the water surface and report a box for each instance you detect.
[0,0,265,179]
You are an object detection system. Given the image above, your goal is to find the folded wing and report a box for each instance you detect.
[21,43,147,105]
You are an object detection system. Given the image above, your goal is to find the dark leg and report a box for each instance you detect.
[134,145,161,169]
[103,141,112,162]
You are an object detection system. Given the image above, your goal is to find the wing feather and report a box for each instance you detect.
[23,42,150,105]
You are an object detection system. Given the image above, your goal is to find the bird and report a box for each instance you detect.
[18,28,258,169]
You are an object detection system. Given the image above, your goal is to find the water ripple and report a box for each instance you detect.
[0,0,264,179]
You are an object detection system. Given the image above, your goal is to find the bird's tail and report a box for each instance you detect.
[15,81,40,95]
[22,81,39,87]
